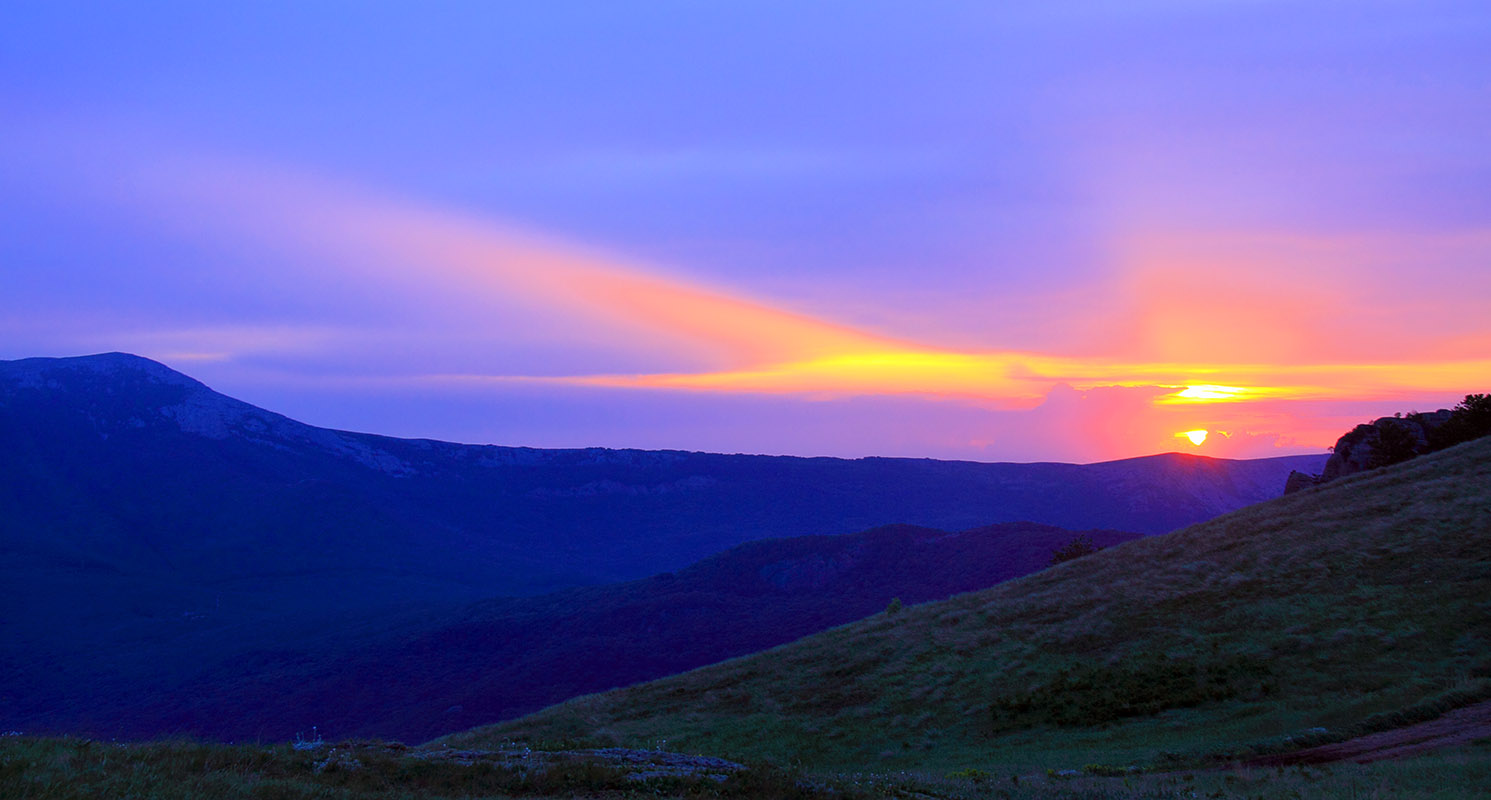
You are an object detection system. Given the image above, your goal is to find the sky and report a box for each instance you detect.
[2,1,1488,462]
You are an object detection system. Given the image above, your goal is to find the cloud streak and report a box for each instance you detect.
[12,132,1489,456]
[59,145,1478,400]
[125,152,903,368]
[560,352,1491,406]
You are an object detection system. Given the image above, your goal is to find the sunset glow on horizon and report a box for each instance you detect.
[1170,386,1249,402]
[3,3,1487,463]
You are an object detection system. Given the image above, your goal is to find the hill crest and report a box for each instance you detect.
[450,436,1491,770]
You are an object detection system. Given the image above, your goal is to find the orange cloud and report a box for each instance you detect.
[47,142,1491,437]
[131,155,899,367]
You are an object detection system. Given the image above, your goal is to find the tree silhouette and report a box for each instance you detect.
[1445,393,1491,446]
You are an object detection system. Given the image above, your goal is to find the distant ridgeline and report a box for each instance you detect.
[1285,393,1491,494]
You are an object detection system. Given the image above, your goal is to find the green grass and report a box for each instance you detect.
[0,736,837,799]
[883,747,1491,798]
[4,736,1489,798]
[445,436,1491,774]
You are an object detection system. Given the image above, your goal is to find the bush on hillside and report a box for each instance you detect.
[1049,534,1100,566]
[989,653,1274,730]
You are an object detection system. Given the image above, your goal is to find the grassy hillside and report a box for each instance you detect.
[447,436,1491,773]
[3,736,1486,800]
[88,523,1138,743]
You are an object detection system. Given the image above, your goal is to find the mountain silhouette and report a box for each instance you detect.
[0,352,1325,740]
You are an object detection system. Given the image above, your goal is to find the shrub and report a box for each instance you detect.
[989,653,1274,730]
[1082,763,1133,777]
[1050,534,1100,566]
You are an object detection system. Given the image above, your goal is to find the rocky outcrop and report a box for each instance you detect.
[1284,470,1321,494]
[1322,411,1452,480]
[1285,410,1454,494]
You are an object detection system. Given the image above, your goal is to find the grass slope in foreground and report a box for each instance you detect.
[3,736,1488,800]
[449,436,1491,774]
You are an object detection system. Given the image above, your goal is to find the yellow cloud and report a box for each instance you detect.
[556,350,1491,405]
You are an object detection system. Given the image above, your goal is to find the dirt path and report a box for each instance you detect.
[1247,701,1491,766]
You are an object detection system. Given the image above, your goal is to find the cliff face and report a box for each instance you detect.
[1320,410,1454,481]
[1286,409,1454,493]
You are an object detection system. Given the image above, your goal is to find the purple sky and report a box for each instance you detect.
[3,2,1488,461]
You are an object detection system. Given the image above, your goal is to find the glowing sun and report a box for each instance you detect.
[1180,429,1209,446]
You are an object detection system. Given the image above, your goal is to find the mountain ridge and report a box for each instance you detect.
[1,351,1326,743]
[0,353,1328,579]
[1,351,1324,470]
